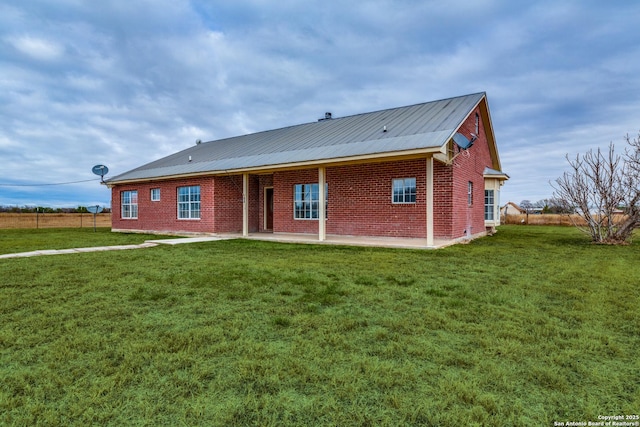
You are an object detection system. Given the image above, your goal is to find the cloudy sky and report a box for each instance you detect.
[1,0,639,208]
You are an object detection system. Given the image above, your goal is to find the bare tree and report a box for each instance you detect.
[552,133,640,244]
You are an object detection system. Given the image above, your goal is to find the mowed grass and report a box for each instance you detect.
[0,228,174,255]
[0,226,638,426]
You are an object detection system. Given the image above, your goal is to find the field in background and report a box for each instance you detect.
[0,226,638,426]
[0,213,111,229]
[502,213,587,226]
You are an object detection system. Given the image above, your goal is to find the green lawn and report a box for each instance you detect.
[0,228,173,255]
[0,226,638,426]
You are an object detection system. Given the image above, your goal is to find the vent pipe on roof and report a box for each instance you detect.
[318,112,333,122]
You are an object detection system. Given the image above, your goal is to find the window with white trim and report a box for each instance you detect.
[121,190,138,219]
[468,181,473,205]
[485,189,495,220]
[392,178,416,203]
[151,188,160,201]
[178,186,200,219]
[294,183,328,219]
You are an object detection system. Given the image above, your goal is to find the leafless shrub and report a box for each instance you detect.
[552,132,640,244]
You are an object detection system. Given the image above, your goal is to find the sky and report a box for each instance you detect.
[1,0,639,208]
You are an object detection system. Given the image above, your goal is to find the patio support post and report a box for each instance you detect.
[426,157,434,247]
[318,167,326,241]
[242,173,249,237]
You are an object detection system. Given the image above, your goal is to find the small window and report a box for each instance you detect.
[121,190,138,219]
[468,182,473,205]
[392,178,416,203]
[178,186,200,219]
[485,190,495,220]
[151,188,160,201]
[294,183,328,219]
[475,113,480,135]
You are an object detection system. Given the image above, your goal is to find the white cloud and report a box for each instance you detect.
[8,35,64,60]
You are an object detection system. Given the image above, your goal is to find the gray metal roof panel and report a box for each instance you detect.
[108,93,484,183]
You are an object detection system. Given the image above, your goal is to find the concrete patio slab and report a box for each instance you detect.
[214,232,462,250]
[147,236,233,245]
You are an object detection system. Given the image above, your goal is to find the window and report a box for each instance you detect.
[393,178,416,203]
[294,183,328,219]
[151,188,160,201]
[475,112,480,135]
[178,186,200,219]
[121,190,138,219]
[485,189,495,220]
[468,181,473,205]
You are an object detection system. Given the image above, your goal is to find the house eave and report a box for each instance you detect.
[105,146,443,186]
[483,172,510,181]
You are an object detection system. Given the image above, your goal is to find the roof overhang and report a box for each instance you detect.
[483,167,509,181]
[105,145,444,187]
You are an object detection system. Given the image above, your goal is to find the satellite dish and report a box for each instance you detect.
[453,133,474,150]
[92,164,109,182]
[86,205,104,231]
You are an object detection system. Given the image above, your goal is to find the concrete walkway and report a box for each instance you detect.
[0,236,231,259]
[0,232,465,259]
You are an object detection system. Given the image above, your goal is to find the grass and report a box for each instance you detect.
[0,226,638,426]
[0,228,175,255]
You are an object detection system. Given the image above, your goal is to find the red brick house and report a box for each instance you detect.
[106,92,508,247]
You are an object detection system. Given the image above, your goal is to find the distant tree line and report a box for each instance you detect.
[0,205,111,213]
[519,198,575,215]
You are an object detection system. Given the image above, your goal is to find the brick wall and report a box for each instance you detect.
[434,161,454,238]
[111,177,215,233]
[212,175,244,233]
[449,107,494,238]
[326,160,428,238]
[271,160,428,238]
[273,169,319,234]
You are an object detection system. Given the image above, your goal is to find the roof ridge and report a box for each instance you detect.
[202,92,486,144]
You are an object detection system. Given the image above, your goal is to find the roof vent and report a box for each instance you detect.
[318,112,333,122]
[195,139,202,145]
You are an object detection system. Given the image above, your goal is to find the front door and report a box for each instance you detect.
[265,188,274,231]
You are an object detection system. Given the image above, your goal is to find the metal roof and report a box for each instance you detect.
[483,167,510,179]
[107,92,486,183]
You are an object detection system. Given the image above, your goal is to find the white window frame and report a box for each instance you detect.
[177,185,201,219]
[151,188,160,202]
[121,190,138,219]
[485,189,495,221]
[392,178,416,204]
[468,181,473,206]
[294,183,328,220]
